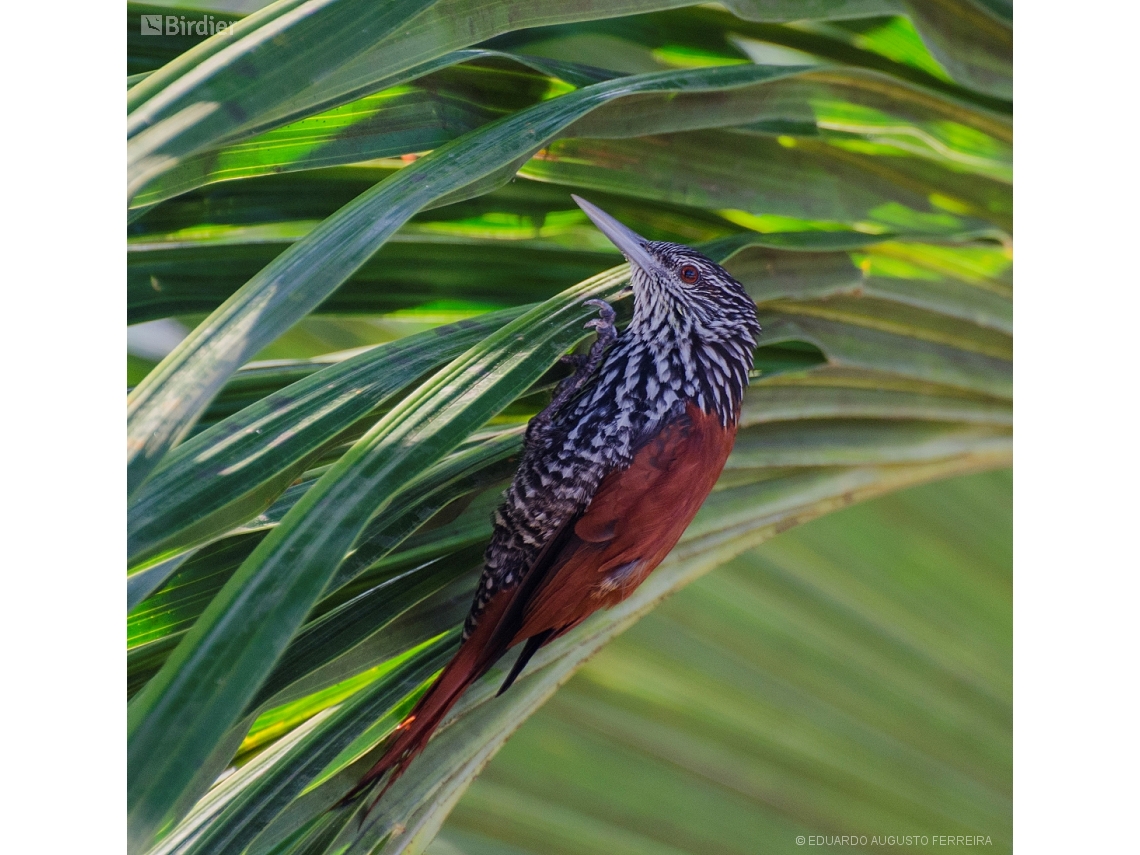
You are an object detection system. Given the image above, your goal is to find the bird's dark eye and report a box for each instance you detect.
[679,264,700,284]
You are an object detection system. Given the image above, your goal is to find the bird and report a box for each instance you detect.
[343,195,760,808]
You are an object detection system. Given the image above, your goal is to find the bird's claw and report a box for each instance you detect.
[584,297,614,314]
[583,298,620,344]
[583,298,616,326]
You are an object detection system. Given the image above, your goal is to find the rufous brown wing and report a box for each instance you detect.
[511,401,736,639]
[342,403,736,806]
[340,196,759,810]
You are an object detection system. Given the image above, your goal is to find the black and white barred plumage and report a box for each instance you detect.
[464,241,760,638]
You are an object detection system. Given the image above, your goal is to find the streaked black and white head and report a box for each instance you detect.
[573,195,760,423]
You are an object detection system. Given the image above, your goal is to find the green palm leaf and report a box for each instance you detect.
[126,2,1010,853]
[434,470,1011,855]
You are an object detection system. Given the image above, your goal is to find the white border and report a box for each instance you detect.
[1016,2,1140,851]
[4,2,122,850]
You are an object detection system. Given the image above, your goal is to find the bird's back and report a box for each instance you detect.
[467,330,689,639]
[341,202,759,808]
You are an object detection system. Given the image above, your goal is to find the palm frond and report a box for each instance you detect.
[126,2,1011,852]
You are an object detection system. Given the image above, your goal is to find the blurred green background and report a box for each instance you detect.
[127,2,1011,851]
[433,469,1012,855]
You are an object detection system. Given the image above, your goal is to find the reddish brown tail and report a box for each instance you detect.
[340,596,516,809]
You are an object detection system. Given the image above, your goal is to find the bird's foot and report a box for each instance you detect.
[527,298,617,444]
[582,298,617,347]
[570,298,616,386]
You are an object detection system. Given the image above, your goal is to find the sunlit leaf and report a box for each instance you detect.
[126,4,1013,853]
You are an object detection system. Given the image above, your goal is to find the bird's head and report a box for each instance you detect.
[573,195,760,351]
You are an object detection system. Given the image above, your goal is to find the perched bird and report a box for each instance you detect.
[345,195,760,806]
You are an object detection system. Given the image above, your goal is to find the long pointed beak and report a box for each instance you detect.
[572,195,658,274]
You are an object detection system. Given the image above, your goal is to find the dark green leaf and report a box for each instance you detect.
[125,63,808,498]
[128,309,520,567]
[128,0,439,197]
[127,267,629,849]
